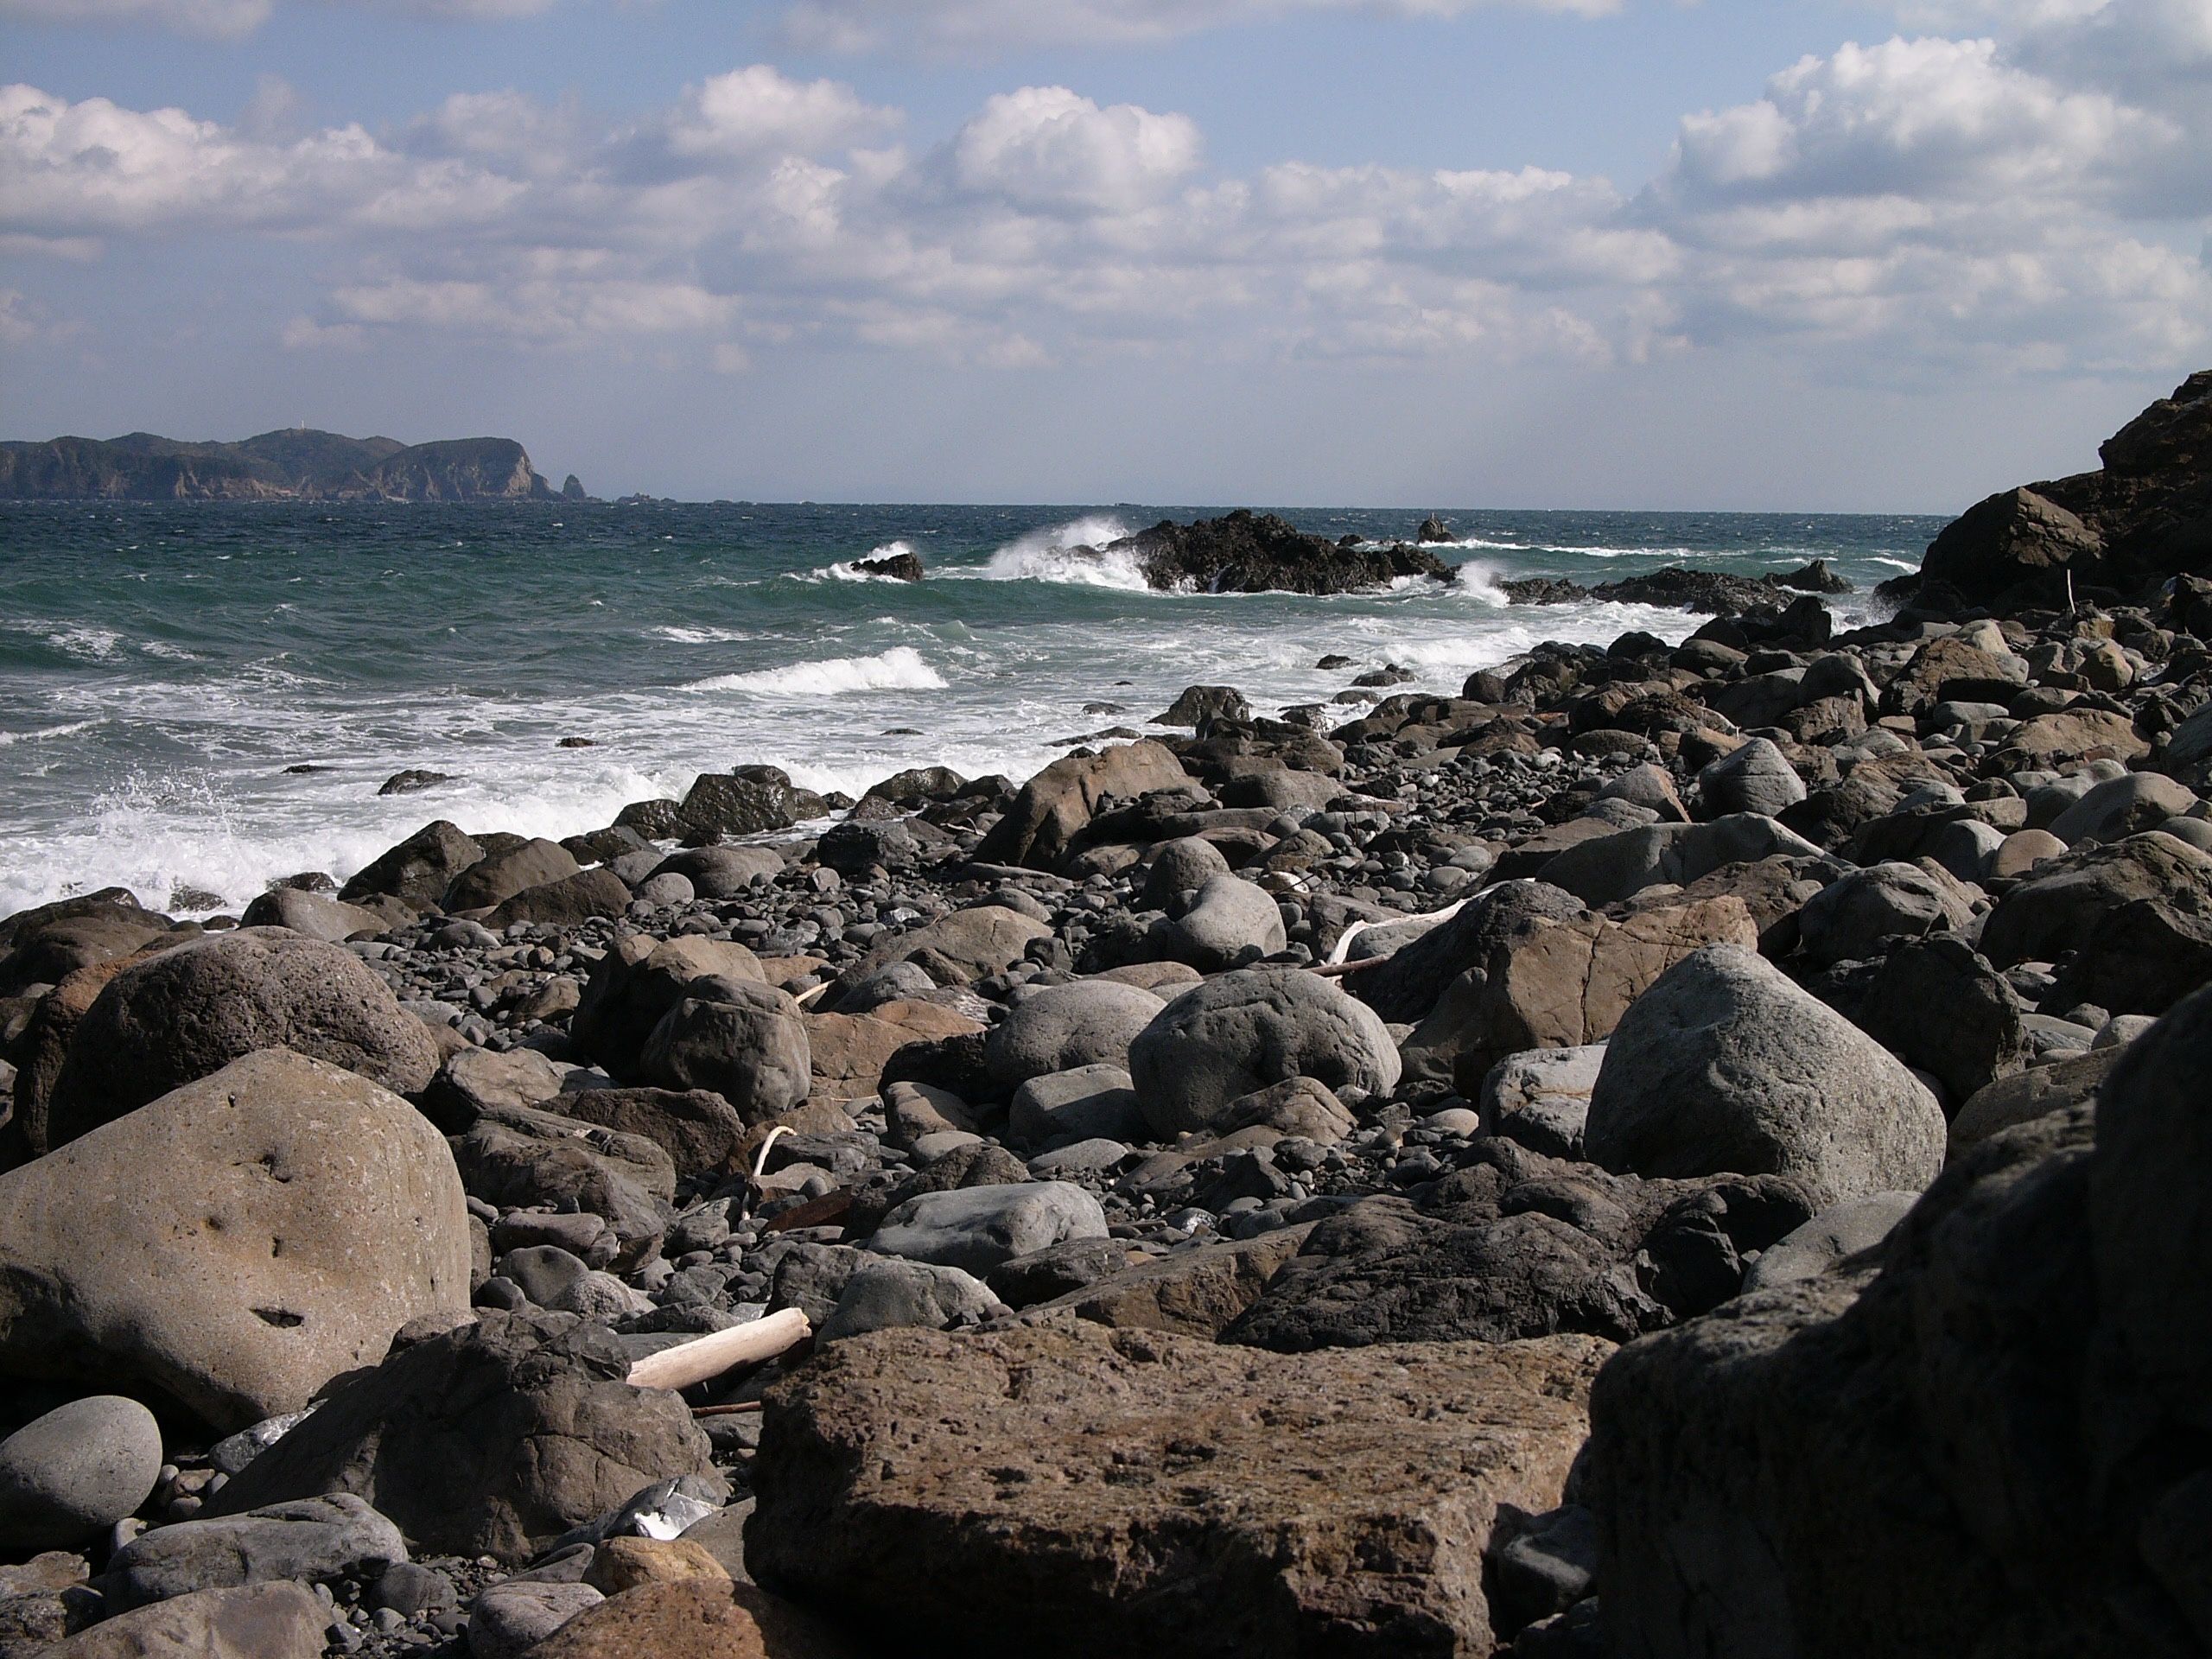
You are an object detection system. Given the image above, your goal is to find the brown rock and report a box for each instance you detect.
[1402,895,1760,1095]
[1008,1225,1312,1338]
[527,1580,859,1659]
[750,1323,1609,1657]
[42,1580,326,1657]
[1995,707,2150,768]
[553,1088,749,1181]
[804,1001,982,1104]
[583,1535,732,1596]
[44,929,441,1147]
[973,740,1196,870]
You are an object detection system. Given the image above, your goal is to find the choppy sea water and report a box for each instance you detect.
[0,502,1942,916]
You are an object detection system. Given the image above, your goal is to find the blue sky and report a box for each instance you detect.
[2,0,2207,508]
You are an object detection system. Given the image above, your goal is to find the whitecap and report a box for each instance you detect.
[0,717,100,747]
[963,516,1148,590]
[684,645,948,697]
[654,625,752,645]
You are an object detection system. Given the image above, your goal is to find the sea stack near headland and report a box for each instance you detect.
[1,374,2209,1656]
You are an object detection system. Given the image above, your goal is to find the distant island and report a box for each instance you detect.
[0,429,585,502]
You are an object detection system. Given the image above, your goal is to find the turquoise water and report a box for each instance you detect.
[0,501,1941,915]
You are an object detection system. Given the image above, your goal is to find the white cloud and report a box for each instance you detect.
[938,87,1201,214]
[4,3,2207,381]
[665,66,899,163]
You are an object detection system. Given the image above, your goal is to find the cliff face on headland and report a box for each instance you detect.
[0,429,574,502]
[1887,370,2212,613]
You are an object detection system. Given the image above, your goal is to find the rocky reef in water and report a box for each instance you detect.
[1094,508,1459,594]
[0,429,578,503]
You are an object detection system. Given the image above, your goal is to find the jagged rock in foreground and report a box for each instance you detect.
[1889,368,2212,612]
[1097,509,1457,595]
[1586,982,2212,1659]
[748,1322,1609,1657]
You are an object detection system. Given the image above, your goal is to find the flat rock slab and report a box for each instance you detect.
[749,1323,1608,1658]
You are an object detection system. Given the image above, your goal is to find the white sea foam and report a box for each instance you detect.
[685,645,947,697]
[653,625,753,645]
[0,718,100,747]
[968,516,1147,589]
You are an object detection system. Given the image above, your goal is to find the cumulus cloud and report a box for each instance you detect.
[664,66,899,163]
[936,87,1201,214]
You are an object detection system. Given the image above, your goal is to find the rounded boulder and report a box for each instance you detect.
[1585,944,1945,1209]
[983,980,1165,1093]
[45,928,440,1146]
[0,1395,163,1550]
[1128,969,1402,1139]
[0,1049,474,1432]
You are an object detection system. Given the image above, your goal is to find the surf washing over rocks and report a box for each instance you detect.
[0,502,1931,918]
[3,372,2211,1657]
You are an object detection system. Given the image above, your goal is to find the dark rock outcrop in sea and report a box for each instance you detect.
[0,428,575,503]
[1502,564,1853,618]
[1095,508,1457,594]
[7,384,2212,1656]
[853,550,924,581]
[1884,369,2212,613]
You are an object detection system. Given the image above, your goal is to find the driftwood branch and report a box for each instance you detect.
[626,1308,811,1392]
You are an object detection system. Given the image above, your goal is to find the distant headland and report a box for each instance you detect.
[0,429,585,503]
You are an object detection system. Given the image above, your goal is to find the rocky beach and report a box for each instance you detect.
[0,371,2209,1658]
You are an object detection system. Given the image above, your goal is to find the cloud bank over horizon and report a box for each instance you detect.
[0,0,2206,505]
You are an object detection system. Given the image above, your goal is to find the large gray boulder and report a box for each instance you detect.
[1587,979,2212,1657]
[443,839,579,912]
[0,1050,473,1432]
[44,928,440,1145]
[570,935,766,1077]
[817,1259,1004,1344]
[1477,1045,1605,1160]
[868,1182,1109,1276]
[338,820,483,912]
[637,981,810,1122]
[1146,874,1287,971]
[1585,945,1944,1209]
[1794,860,1980,968]
[1739,1192,1917,1293]
[203,1311,715,1566]
[238,887,389,944]
[1128,969,1402,1139]
[2049,772,2200,848]
[0,1395,162,1551]
[983,981,1164,1092]
[1696,739,1806,820]
[1540,815,1826,906]
[104,1493,406,1611]
[1007,1065,1147,1152]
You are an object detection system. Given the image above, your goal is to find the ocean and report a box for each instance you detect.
[0,501,1941,918]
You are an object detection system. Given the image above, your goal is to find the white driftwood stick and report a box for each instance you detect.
[627,1308,810,1393]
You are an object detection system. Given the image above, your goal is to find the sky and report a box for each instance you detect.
[1,0,2208,510]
